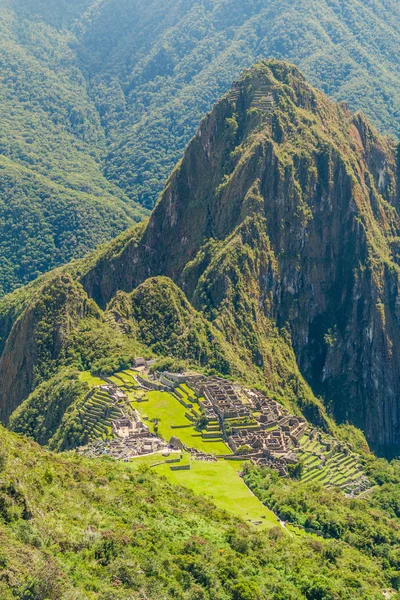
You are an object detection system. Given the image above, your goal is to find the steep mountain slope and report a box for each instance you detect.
[2,0,400,294]
[0,61,399,457]
[1,425,398,599]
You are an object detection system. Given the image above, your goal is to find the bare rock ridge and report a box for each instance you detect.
[1,61,400,455]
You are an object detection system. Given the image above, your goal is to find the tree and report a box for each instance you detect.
[287,461,304,480]
[195,414,208,431]
[232,580,262,600]
[236,445,253,455]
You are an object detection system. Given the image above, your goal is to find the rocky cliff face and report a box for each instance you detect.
[1,61,400,454]
[0,274,98,422]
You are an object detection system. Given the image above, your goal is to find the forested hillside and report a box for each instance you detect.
[2,424,400,599]
[0,0,146,296]
[2,0,400,294]
[75,0,400,208]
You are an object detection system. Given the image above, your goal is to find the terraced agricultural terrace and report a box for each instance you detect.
[297,433,367,491]
[75,383,124,442]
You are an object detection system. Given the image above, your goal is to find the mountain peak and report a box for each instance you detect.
[78,62,400,454]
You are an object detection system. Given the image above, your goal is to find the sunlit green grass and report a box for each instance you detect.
[130,454,278,529]
[108,375,125,386]
[133,390,231,454]
[180,383,196,398]
[78,371,106,387]
[117,370,137,384]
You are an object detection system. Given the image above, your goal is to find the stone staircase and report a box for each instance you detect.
[104,312,125,335]
[227,85,240,104]
[252,84,275,117]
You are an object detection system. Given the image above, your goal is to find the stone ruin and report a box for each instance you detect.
[194,377,250,420]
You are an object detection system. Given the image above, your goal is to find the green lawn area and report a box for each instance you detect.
[130,455,278,529]
[78,371,106,387]
[175,387,192,403]
[129,452,188,469]
[133,390,231,454]
[180,383,196,398]
[117,370,137,384]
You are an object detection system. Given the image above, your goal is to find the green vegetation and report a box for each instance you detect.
[8,369,88,447]
[73,0,400,211]
[66,314,147,377]
[0,5,147,296]
[78,371,106,388]
[132,389,231,455]
[7,367,121,451]
[1,425,399,599]
[0,267,151,424]
[109,277,246,377]
[0,155,145,297]
[243,461,400,590]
